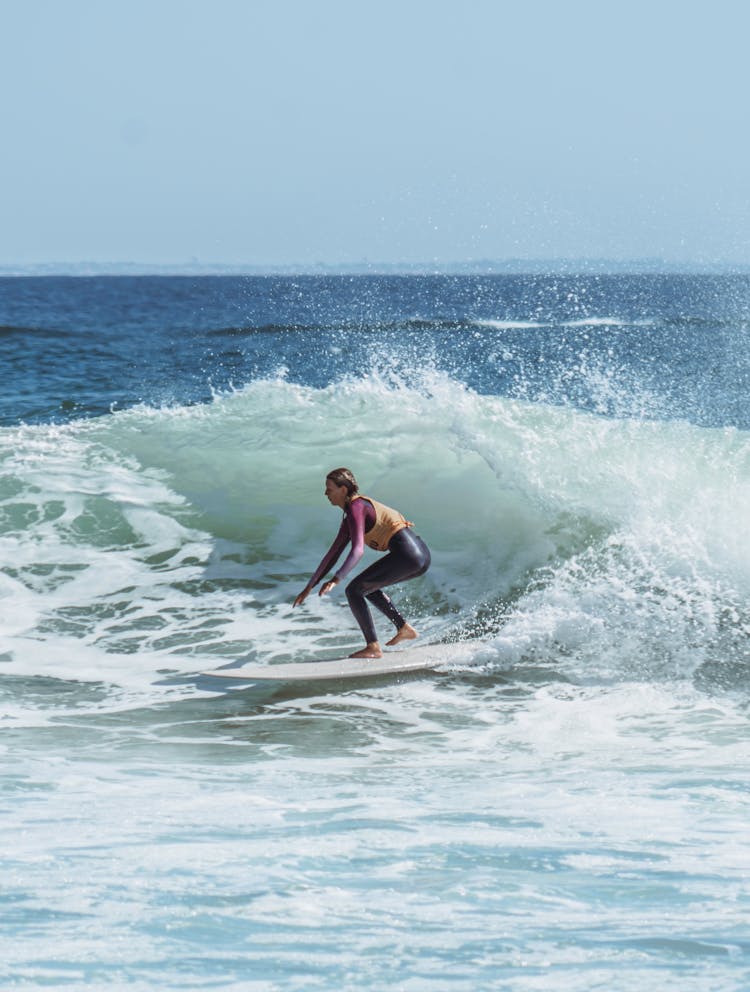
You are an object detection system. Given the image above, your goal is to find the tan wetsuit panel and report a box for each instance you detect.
[353,494,413,551]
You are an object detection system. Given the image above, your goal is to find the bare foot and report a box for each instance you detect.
[386,623,418,647]
[349,642,383,659]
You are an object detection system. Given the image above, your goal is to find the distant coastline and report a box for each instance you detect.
[2,259,750,277]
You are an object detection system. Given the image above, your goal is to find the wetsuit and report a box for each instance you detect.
[309,496,431,644]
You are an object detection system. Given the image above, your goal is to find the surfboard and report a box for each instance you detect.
[202,641,473,684]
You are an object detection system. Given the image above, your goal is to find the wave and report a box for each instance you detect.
[208,318,484,338]
[0,324,63,338]
[201,312,749,339]
[563,317,629,328]
[204,316,666,337]
[1,374,749,717]
[2,313,743,344]
[473,319,549,330]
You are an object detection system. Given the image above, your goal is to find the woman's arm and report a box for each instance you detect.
[293,517,350,606]
[331,499,369,583]
[292,500,371,606]
[309,517,350,586]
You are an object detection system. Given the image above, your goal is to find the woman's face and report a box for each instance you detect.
[324,477,349,508]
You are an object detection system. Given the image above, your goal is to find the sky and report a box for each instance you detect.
[2,0,750,269]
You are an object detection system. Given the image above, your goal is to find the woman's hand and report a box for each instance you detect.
[319,579,338,597]
[293,585,313,607]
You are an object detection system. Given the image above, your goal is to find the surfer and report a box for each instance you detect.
[293,468,431,659]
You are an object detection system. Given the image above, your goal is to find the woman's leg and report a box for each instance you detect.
[345,532,430,650]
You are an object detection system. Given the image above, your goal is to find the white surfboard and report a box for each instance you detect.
[202,641,474,684]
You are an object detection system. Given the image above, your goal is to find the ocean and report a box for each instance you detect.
[1,273,749,990]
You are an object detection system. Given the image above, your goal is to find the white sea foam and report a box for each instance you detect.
[2,377,750,990]
[473,319,549,330]
[1,672,748,990]
[1,375,749,714]
[563,317,625,327]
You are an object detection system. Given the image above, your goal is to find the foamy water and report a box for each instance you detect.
[2,373,749,990]
[2,273,750,989]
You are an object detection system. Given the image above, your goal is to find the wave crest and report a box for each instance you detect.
[1,375,749,701]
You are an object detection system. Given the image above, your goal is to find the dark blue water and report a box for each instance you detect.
[2,274,750,427]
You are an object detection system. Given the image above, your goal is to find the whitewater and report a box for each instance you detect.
[1,274,749,990]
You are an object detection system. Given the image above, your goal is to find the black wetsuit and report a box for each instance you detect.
[309,498,431,643]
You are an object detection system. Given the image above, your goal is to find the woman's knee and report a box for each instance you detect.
[345,577,365,603]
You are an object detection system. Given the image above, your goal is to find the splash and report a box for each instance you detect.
[1,373,749,719]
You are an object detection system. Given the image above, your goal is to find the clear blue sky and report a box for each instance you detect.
[2,0,749,268]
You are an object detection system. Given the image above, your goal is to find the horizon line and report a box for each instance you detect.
[2,258,750,276]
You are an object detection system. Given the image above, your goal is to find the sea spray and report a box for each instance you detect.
[3,374,749,710]
[2,275,750,990]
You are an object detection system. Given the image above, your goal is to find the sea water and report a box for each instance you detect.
[1,274,749,990]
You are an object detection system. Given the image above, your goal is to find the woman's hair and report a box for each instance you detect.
[326,467,359,499]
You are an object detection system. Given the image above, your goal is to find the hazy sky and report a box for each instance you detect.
[2,0,749,267]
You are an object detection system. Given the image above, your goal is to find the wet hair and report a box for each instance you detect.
[326,467,359,499]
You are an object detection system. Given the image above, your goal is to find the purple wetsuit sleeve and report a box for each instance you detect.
[332,499,370,582]
[309,517,350,587]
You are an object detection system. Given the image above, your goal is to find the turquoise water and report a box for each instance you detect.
[5,682,749,990]
[1,276,750,989]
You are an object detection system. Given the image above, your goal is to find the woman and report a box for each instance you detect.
[293,468,431,659]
